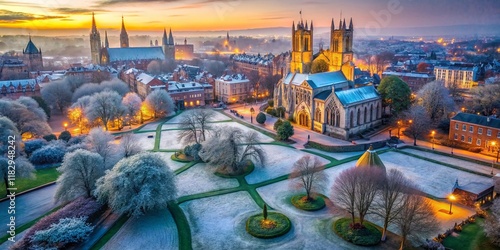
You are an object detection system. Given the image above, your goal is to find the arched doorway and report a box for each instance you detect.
[298,111,310,127]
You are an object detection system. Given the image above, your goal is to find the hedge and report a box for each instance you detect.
[305,140,386,152]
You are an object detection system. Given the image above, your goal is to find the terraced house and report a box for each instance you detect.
[449,113,500,151]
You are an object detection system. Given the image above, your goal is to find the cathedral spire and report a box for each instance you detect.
[162,28,168,45]
[342,18,346,30]
[310,20,313,30]
[104,30,109,48]
[168,28,174,45]
[349,18,353,30]
[120,15,129,48]
[339,19,342,30]
[305,20,308,30]
[331,18,335,31]
[91,12,98,33]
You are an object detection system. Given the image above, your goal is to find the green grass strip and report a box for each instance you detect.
[174,162,199,175]
[395,149,493,178]
[404,146,492,167]
[0,167,60,197]
[168,202,193,250]
[89,214,130,250]
[177,186,245,204]
[0,205,63,244]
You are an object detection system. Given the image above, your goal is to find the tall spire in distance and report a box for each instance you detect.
[339,19,342,30]
[331,18,335,31]
[91,12,98,33]
[162,28,168,45]
[104,31,109,48]
[310,20,313,30]
[305,20,308,30]
[168,28,174,45]
[349,18,353,30]
[342,18,346,30]
[119,15,129,48]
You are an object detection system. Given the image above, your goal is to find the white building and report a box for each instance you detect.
[214,74,251,104]
[434,66,478,89]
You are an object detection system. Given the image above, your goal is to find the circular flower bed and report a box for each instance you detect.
[290,194,326,211]
[246,212,291,239]
[215,160,254,178]
[170,152,194,162]
[333,217,381,246]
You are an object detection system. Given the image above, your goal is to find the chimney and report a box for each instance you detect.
[487,117,491,122]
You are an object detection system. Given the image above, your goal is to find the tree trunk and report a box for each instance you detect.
[399,236,406,250]
[381,219,389,241]
[351,212,356,225]
[413,136,417,146]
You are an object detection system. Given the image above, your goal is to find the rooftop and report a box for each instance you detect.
[107,47,164,62]
[451,113,500,129]
[355,145,386,171]
[335,85,380,106]
[283,71,348,89]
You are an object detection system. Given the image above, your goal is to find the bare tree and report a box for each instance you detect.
[84,128,124,169]
[120,133,143,158]
[332,167,384,226]
[373,169,412,241]
[122,92,142,119]
[144,89,175,119]
[468,84,500,116]
[199,127,265,175]
[417,81,454,122]
[41,80,72,114]
[178,109,214,146]
[484,198,500,247]
[289,155,326,201]
[395,192,439,250]
[85,90,125,131]
[403,105,431,146]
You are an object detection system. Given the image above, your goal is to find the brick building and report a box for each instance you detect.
[382,71,434,92]
[449,113,500,150]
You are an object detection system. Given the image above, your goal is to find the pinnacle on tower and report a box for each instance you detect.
[349,18,353,30]
[331,18,335,31]
[339,19,342,30]
[310,20,313,30]
[168,28,174,45]
[162,28,168,45]
[104,31,109,48]
[91,12,98,33]
[342,18,346,30]
[305,20,308,30]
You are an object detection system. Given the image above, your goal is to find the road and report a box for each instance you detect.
[0,184,58,237]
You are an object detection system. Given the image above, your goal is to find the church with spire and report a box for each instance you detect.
[89,13,176,69]
[274,16,382,140]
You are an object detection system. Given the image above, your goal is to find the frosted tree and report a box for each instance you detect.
[84,128,123,169]
[85,90,125,131]
[403,105,431,146]
[484,198,500,247]
[469,84,500,116]
[69,96,93,133]
[178,109,214,145]
[17,96,47,121]
[54,149,105,203]
[373,169,413,241]
[417,81,454,122]
[120,133,143,158]
[72,79,129,102]
[395,192,439,250]
[122,92,142,119]
[41,80,73,113]
[144,89,175,118]
[199,127,265,175]
[94,152,177,216]
[289,155,326,201]
[0,99,52,138]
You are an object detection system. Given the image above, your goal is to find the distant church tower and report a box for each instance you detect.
[162,28,175,61]
[120,16,129,48]
[290,20,313,74]
[23,36,43,71]
[329,18,354,79]
[90,12,101,65]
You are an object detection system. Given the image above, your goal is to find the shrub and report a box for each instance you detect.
[246,212,291,239]
[30,217,94,249]
[273,119,284,131]
[11,197,102,250]
[43,134,57,142]
[333,217,381,246]
[184,143,202,161]
[277,121,294,141]
[68,135,86,146]
[265,107,277,116]
[256,112,266,124]
[291,194,326,211]
[287,113,294,122]
[29,143,66,165]
[24,139,48,156]
[67,143,87,153]
[58,131,72,142]
[468,147,482,153]
[276,106,286,118]
[267,100,274,108]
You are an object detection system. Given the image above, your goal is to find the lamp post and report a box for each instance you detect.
[397,120,402,138]
[63,122,68,131]
[250,107,255,123]
[431,130,435,150]
[448,194,456,214]
[491,141,498,175]
[388,129,392,139]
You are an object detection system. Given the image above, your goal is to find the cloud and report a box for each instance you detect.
[0,1,41,8]
[96,0,236,7]
[0,10,67,23]
[254,16,287,20]
[51,8,108,15]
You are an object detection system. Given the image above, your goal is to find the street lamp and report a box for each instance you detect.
[63,122,68,131]
[397,120,402,138]
[431,130,435,150]
[448,194,456,214]
[491,141,498,175]
[250,107,255,123]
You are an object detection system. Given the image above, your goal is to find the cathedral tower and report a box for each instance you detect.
[329,18,353,73]
[162,28,175,61]
[120,16,129,48]
[290,20,313,74]
[23,36,43,71]
[90,12,101,65]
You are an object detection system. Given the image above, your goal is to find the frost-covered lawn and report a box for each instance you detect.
[163,110,231,125]
[401,148,493,175]
[137,120,163,132]
[245,145,330,184]
[379,151,493,198]
[176,163,239,197]
[156,152,187,172]
[135,133,156,150]
[102,209,178,250]
[160,122,273,150]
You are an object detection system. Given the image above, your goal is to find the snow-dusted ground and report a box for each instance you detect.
[245,145,330,184]
[305,147,388,161]
[176,163,239,197]
[401,148,493,175]
[164,110,231,125]
[135,133,156,150]
[137,121,163,132]
[156,152,188,172]
[102,209,178,250]
[160,122,274,150]
[379,151,493,198]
